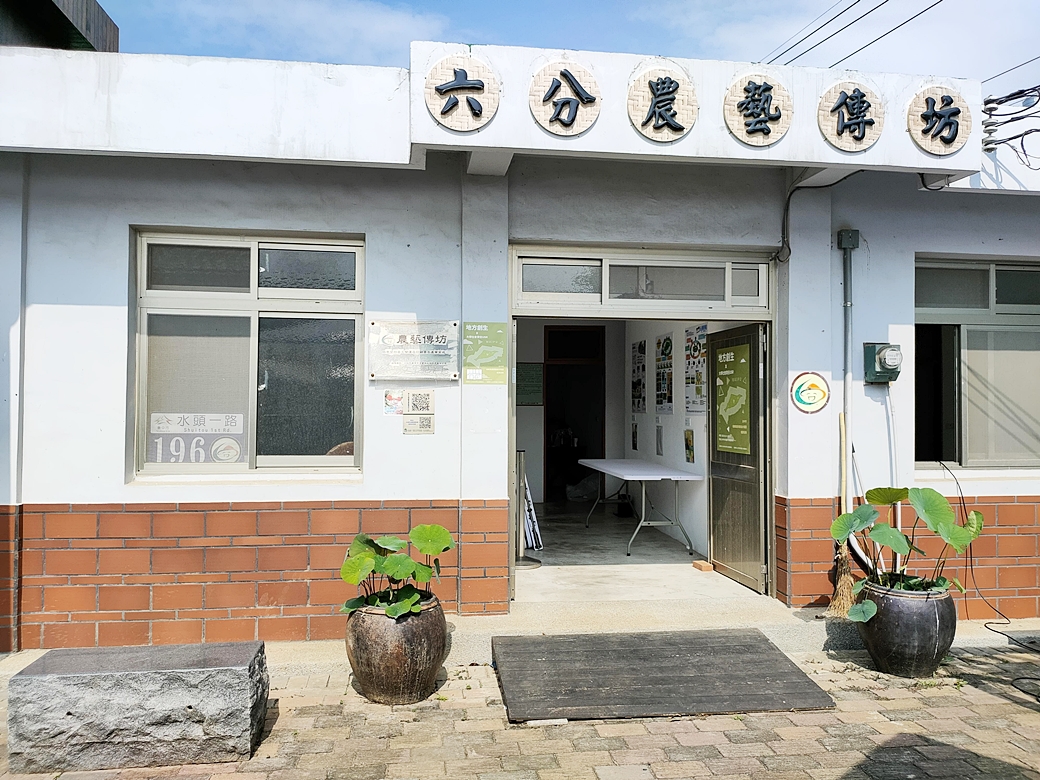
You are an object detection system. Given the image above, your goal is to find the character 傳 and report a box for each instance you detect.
[831,88,875,141]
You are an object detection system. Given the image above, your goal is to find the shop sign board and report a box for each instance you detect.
[790,371,830,414]
[715,344,751,455]
[368,320,459,381]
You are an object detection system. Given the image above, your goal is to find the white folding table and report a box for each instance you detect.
[577,458,703,556]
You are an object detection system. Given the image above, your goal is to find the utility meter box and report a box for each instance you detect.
[864,343,903,383]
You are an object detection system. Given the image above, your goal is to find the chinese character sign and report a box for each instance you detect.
[908,86,971,156]
[724,74,793,146]
[462,322,508,384]
[529,62,601,136]
[368,321,459,380]
[627,65,698,143]
[424,55,500,132]
[818,82,885,152]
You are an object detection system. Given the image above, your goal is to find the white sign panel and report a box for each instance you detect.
[368,320,459,381]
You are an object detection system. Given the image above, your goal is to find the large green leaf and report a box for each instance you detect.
[831,504,878,543]
[374,536,408,552]
[385,591,421,618]
[340,555,375,585]
[869,523,911,556]
[907,487,956,534]
[380,553,417,581]
[340,596,367,614]
[964,510,984,542]
[413,560,434,583]
[410,524,455,556]
[847,599,878,623]
[938,522,973,554]
[348,533,380,559]
[865,487,909,505]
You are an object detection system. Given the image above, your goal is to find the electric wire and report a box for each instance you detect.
[829,0,945,68]
[765,0,866,65]
[985,54,1040,84]
[772,170,864,264]
[784,0,892,65]
[982,84,1040,167]
[937,461,1040,705]
[760,0,850,63]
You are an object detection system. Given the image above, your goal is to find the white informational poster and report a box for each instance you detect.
[631,340,646,414]
[655,333,673,415]
[685,324,708,412]
[368,320,459,381]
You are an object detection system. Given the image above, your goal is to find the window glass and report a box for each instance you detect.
[915,267,989,309]
[522,263,601,294]
[147,245,251,292]
[257,318,356,457]
[964,328,1040,464]
[145,314,251,465]
[609,265,725,301]
[259,247,356,291]
[995,268,1040,306]
[732,266,761,297]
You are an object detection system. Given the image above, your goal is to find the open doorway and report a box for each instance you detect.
[513,316,769,604]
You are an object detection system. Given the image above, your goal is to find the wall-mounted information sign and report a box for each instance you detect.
[715,344,751,455]
[148,413,245,463]
[516,363,543,406]
[368,320,459,381]
[462,322,507,384]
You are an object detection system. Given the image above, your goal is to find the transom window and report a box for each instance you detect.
[136,234,364,473]
[915,260,1040,467]
[513,248,770,317]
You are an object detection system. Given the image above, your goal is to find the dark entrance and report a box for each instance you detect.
[707,324,768,593]
[543,326,605,502]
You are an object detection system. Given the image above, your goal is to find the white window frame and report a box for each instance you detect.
[512,245,771,320]
[914,258,1040,469]
[136,232,365,475]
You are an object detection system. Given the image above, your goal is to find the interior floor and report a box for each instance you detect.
[515,500,754,603]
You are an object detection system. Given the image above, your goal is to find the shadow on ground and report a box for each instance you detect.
[842,735,1039,779]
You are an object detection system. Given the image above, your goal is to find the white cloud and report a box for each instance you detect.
[146,0,449,66]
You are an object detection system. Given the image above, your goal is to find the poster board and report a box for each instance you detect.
[516,363,544,406]
[368,320,459,380]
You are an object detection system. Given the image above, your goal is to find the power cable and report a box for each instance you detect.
[766,0,866,65]
[829,0,945,68]
[938,461,1040,705]
[785,0,892,65]
[760,0,850,63]
[985,54,1040,84]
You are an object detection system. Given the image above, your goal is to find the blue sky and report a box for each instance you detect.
[101,0,1040,96]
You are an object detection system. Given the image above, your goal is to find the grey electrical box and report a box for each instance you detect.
[864,343,902,383]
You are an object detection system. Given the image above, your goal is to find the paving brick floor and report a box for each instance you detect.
[2,646,1039,779]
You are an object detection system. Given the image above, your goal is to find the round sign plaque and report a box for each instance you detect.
[791,372,830,414]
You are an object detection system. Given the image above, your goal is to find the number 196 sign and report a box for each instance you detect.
[149,413,245,464]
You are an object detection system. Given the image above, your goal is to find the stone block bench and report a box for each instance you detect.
[8,640,269,773]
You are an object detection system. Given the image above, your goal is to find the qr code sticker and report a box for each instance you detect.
[406,390,435,414]
[403,414,435,435]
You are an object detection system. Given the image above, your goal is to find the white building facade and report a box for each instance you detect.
[0,41,1037,650]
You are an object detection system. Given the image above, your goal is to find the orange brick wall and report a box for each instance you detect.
[14,499,510,650]
[776,495,1040,619]
[0,506,17,651]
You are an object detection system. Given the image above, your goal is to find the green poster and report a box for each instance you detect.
[716,343,751,455]
[462,322,508,384]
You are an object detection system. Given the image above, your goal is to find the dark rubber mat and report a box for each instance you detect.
[492,628,834,722]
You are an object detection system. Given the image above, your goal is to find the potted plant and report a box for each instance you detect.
[339,524,456,704]
[831,487,983,678]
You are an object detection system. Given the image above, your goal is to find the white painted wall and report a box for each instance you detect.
[514,318,625,503]
[0,154,24,506]
[0,48,412,167]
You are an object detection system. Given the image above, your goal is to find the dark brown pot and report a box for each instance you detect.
[856,581,957,678]
[345,596,448,704]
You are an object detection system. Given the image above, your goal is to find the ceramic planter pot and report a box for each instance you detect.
[856,581,956,678]
[345,595,448,704]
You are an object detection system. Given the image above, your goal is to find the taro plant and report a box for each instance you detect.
[831,487,984,623]
[340,524,455,618]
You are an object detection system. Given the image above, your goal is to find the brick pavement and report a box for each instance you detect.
[1,646,1039,779]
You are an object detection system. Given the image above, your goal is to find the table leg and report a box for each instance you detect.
[676,480,694,554]
[585,476,602,528]
[627,481,647,556]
